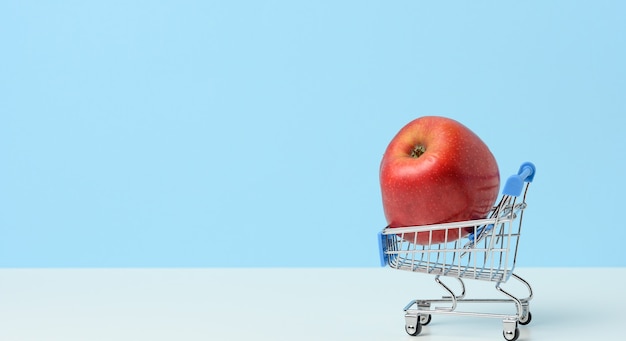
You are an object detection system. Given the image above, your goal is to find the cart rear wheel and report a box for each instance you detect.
[503,327,520,341]
[519,311,532,325]
[405,321,422,336]
[419,314,432,326]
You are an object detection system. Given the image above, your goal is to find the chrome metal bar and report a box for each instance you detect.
[511,273,534,302]
[405,308,515,320]
[496,281,523,318]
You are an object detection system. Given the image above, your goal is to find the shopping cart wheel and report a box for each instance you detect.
[419,314,432,326]
[502,328,520,341]
[503,318,519,341]
[519,311,532,325]
[405,313,422,336]
[405,322,422,336]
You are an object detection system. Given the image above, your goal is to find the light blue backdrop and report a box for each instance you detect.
[2,1,625,267]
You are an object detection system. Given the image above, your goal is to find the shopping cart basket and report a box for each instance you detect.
[378,162,536,341]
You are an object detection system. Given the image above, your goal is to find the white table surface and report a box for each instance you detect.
[0,267,623,341]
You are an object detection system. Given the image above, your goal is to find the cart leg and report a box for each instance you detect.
[511,273,534,302]
[437,276,466,300]
[434,275,464,311]
[510,273,533,325]
[518,301,532,325]
[495,282,524,321]
[498,273,533,325]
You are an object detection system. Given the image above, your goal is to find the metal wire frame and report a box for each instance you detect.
[381,183,530,284]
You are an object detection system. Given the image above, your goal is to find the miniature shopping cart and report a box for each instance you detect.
[378,162,536,341]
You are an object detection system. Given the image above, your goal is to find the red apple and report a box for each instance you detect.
[380,116,500,244]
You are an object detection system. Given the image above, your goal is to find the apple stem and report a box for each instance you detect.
[411,145,426,158]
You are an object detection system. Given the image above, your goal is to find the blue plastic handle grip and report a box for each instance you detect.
[378,232,387,267]
[502,162,536,196]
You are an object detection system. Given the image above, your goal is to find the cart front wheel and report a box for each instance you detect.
[419,314,432,326]
[503,328,520,341]
[405,321,422,336]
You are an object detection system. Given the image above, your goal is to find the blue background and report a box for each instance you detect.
[2,1,625,267]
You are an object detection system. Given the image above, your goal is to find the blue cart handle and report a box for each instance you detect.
[502,162,536,196]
